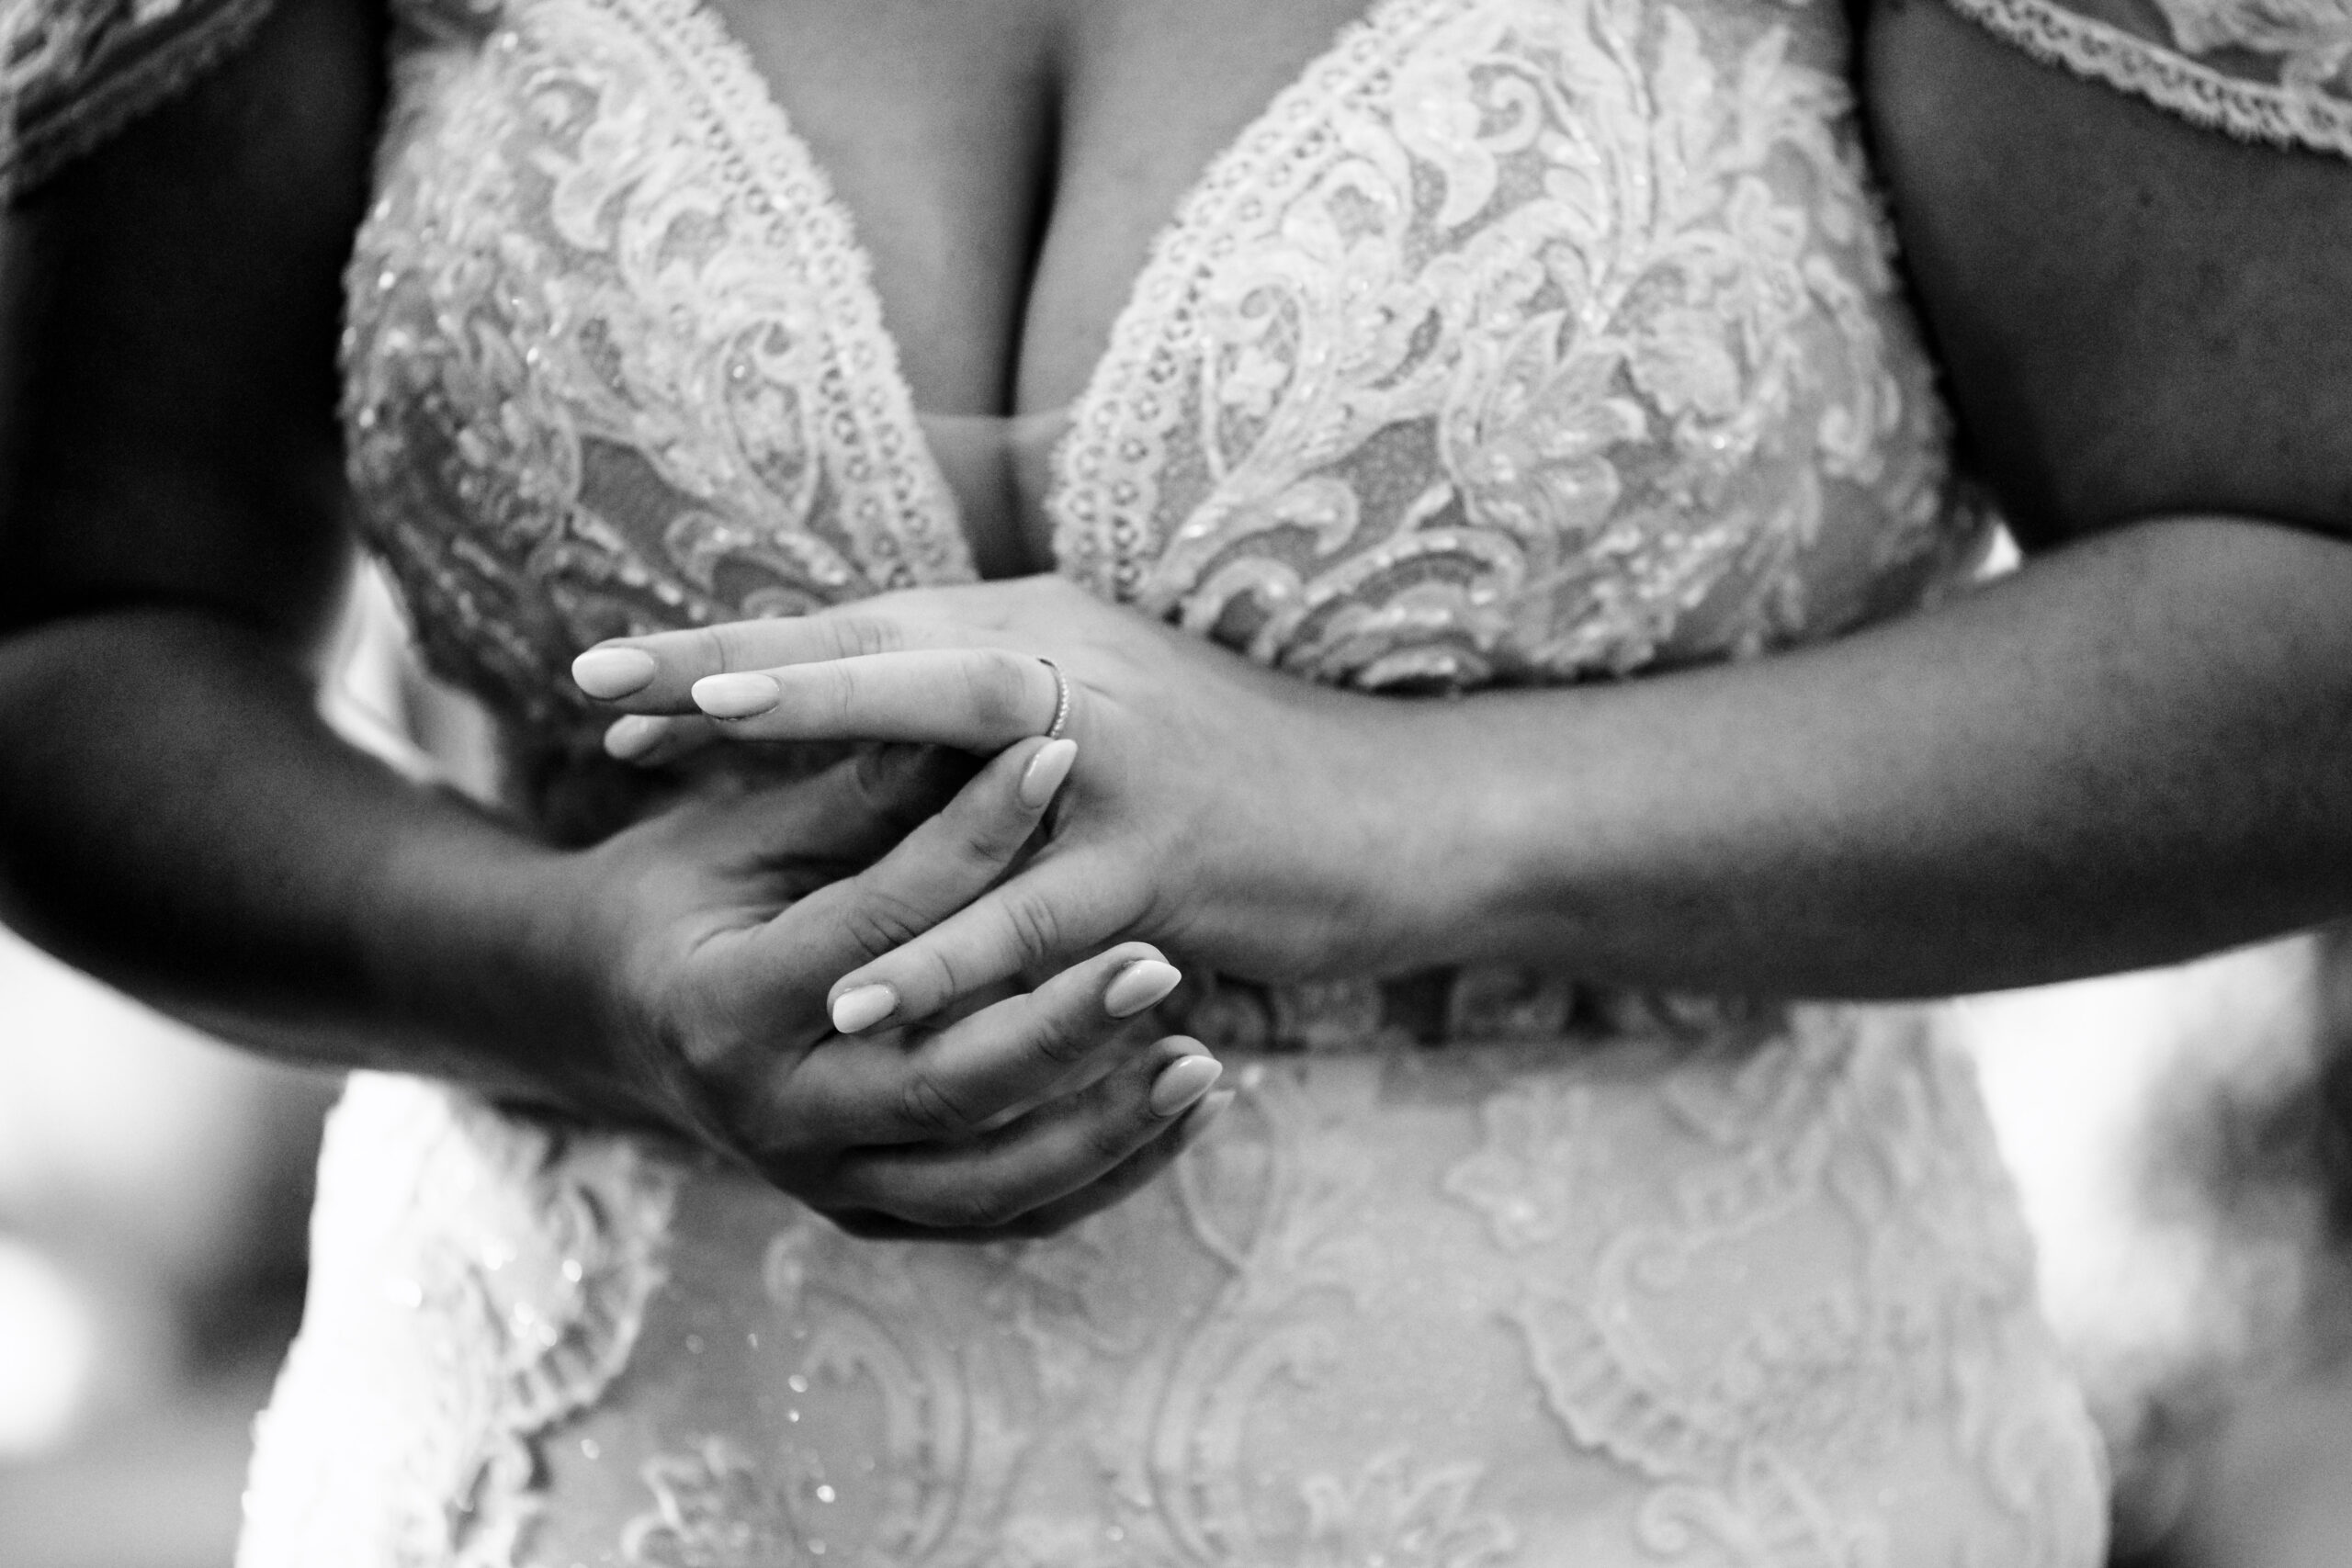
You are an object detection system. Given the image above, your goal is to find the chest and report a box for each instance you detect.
[699,0,1381,425]
[346,0,1971,739]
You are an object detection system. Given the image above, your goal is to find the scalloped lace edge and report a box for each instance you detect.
[1940,0,2352,162]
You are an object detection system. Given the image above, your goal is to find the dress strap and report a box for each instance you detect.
[1939,0,2352,161]
[3,0,277,198]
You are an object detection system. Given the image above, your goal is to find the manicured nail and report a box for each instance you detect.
[572,647,657,699]
[1148,1055,1224,1118]
[1103,958,1182,1020]
[604,714,666,761]
[693,672,781,719]
[830,984,898,1034]
[1018,739,1079,808]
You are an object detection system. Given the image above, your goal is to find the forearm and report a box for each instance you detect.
[0,605,589,1097]
[1388,516,2352,995]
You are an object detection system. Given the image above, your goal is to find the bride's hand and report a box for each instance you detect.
[570,576,1430,1029]
[544,735,1228,1237]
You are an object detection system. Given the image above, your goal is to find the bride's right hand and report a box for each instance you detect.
[542,735,1227,1237]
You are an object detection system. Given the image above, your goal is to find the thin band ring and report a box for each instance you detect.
[1035,656,1073,741]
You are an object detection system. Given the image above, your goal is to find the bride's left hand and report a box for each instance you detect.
[571,576,1429,1027]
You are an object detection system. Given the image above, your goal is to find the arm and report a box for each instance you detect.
[0,0,461,1071]
[1436,0,2352,995]
[0,0,1224,1231]
[577,0,2352,1010]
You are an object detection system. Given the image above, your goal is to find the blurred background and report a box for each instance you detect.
[4,576,2351,1565]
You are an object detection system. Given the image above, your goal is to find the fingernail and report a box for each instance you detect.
[694,672,780,719]
[831,983,898,1034]
[572,647,657,699]
[1018,738,1079,808]
[604,714,666,761]
[1103,958,1182,1020]
[1148,1055,1224,1118]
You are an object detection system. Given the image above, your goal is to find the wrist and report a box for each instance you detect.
[1290,688,1490,976]
[1331,687,1606,976]
[357,794,616,1108]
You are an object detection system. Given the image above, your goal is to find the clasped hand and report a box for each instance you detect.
[572,576,1411,1043]
[546,730,1227,1239]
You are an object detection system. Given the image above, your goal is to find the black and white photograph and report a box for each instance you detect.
[2,0,2350,1562]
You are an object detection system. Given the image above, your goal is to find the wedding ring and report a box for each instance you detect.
[1035,656,1072,741]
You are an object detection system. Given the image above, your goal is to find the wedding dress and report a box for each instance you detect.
[10,0,2348,1560]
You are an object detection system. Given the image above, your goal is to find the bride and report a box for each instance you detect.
[4,0,2349,1560]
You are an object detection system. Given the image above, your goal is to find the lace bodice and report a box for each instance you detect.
[339,0,1973,742]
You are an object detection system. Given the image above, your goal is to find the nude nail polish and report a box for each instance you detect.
[572,647,657,699]
[831,984,898,1034]
[1148,1055,1224,1118]
[1103,958,1182,1019]
[1018,739,1079,808]
[693,672,781,719]
[604,715,665,761]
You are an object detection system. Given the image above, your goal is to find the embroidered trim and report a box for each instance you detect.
[1941,0,2352,162]
[1051,0,1469,599]
[6,0,278,197]
[602,0,976,590]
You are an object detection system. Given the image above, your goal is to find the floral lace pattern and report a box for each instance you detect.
[251,0,2109,1562]
[1054,0,1958,687]
[254,1022,2105,1567]
[237,1077,681,1568]
[342,0,1969,734]
[1940,0,2352,160]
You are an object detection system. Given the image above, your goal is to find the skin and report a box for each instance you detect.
[582,0,2352,1019]
[3,0,2348,1227]
[0,0,1229,1238]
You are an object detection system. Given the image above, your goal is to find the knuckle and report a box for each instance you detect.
[704,623,761,674]
[1025,1002,1098,1068]
[821,666,863,733]
[837,616,899,659]
[963,651,1037,733]
[897,1070,972,1138]
[944,795,1032,868]
[1003,891,1066,965]
[915,946,972,1010]
[950,1183,1023,1231]
[837,883,929,957]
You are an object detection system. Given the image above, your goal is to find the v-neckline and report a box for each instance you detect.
[630,0,1453,585]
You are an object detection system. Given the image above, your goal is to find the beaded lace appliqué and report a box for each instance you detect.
[1055,0,1956,689]
[564,1021,2100,1568]
[345,0,973,731]
[236,1077,682,1568]
[343,0,1966,728]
